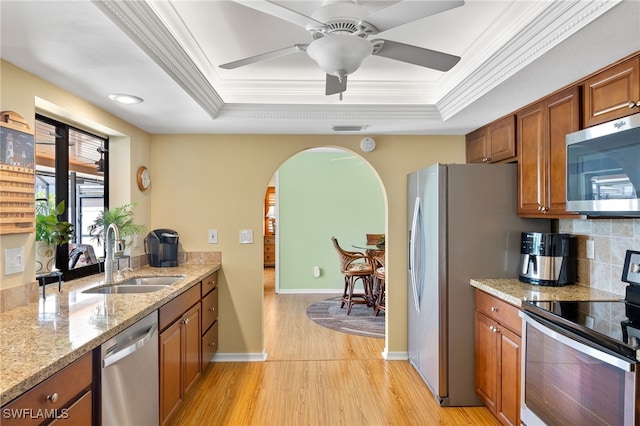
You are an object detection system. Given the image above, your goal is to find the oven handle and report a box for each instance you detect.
[520,310,634,372]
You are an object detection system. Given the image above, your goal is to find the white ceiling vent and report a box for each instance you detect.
[332,125,367,132]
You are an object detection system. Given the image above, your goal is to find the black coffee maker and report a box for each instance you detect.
[519,232,576,286]
[145,229,179,267]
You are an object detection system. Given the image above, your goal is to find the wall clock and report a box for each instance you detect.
[137,166,151,191]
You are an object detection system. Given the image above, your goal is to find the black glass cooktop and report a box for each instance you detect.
[522,298,640,361]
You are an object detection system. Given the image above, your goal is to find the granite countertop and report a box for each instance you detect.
[470,278,623,307]
[0,263,220,406]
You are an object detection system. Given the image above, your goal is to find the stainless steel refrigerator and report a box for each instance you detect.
[407,163,549,406]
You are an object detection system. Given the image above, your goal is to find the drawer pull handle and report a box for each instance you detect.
[46,392,59,403]
[209,307,215,312]
[490,306,498,312]
[209,342,216,347]
[209,280,216,286]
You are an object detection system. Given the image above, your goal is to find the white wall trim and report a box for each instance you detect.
[211,352,268,362]
[382,350,409,361]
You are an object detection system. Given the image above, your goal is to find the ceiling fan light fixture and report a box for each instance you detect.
[108,93,144,105]
[307,34,372,77]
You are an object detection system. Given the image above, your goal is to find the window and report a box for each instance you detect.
[35,114,108,280]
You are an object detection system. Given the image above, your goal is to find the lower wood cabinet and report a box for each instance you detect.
[200,271,219,371]
[159,284,202,425]
[475,290,521,426]
[1,351,96,426]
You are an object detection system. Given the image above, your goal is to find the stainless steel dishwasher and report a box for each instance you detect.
[101,310,159,425]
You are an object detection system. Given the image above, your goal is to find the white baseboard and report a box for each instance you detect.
[382,350,409,361]
[211,352,268,362]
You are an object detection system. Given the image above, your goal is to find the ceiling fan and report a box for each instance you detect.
[220,0,464,98]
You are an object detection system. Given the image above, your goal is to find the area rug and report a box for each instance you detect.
[306,296,385,339]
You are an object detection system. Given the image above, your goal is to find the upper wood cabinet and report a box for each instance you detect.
[466,115,516,164]
[517,86,582,218]
[582,56,640,127]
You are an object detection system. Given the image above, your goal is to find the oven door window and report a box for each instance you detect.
[523,320,634,426]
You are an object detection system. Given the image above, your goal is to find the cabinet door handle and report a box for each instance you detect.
[46,392,59,403]
[482,157,489,163]
[183,317,190,325]
[209,307,215,312]
[629,100,640,108]
[489,325,500,333]
[208,342,216,347]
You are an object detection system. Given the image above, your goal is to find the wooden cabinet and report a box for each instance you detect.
[475,290,521,426]
[582,56,640,127]
[466,115,517,164]
[159,284,202,425]
[201,271,219,371]
[517,86,581,218]
[264,235,275,267]
[2,351,95,426]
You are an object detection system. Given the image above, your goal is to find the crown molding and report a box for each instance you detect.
[91,0,225,118]
[438,0,621,120]
[218,103,442,122]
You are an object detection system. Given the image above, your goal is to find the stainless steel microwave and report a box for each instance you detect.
[566,113,640,217]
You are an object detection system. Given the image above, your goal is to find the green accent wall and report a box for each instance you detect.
[278,150,384,292]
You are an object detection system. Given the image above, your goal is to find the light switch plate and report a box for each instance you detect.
[5,247,25,275]
[239,229,253,244]
[208,229,218,244]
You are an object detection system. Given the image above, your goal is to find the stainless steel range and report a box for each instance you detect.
[519,250,640,426]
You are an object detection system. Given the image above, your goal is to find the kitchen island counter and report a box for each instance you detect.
[0,263,220,406]
[470,278,622,307]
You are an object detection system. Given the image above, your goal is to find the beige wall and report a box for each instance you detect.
[150,135,465,355]
[0,60,152,291]
[1,59,468,357]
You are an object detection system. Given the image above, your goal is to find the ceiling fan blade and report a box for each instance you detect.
[365,1,465,33]
[373,39,460,72]
[219,44,307,69]
[231,0,323,29]
[325,74,347,96]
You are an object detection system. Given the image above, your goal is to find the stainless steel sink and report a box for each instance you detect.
[117,275,185,286]
[84,284,170,294]
[82,275,185,294]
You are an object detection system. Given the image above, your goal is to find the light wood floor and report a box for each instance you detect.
[168,268,499,425]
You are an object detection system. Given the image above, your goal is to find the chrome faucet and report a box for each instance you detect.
[104,223,122,284]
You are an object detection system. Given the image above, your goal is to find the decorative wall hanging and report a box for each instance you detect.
[0,111,35,235]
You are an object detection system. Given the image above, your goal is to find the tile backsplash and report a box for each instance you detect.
[559,218,640,295]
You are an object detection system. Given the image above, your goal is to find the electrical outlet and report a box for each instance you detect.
[5,247,25,275]
[208,229,218,244]
[586,240,595,260]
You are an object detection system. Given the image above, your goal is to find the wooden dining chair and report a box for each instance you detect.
[371,253,386,316]
[331,237,373,315]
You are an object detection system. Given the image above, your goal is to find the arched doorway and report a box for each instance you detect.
[263,147,387,353]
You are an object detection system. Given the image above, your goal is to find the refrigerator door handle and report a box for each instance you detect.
[410,197,421,312]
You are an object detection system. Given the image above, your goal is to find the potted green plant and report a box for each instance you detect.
[35,201,74,273]
[89,202,147,251]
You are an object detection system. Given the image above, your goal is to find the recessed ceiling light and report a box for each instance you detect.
[108,94,144,105]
